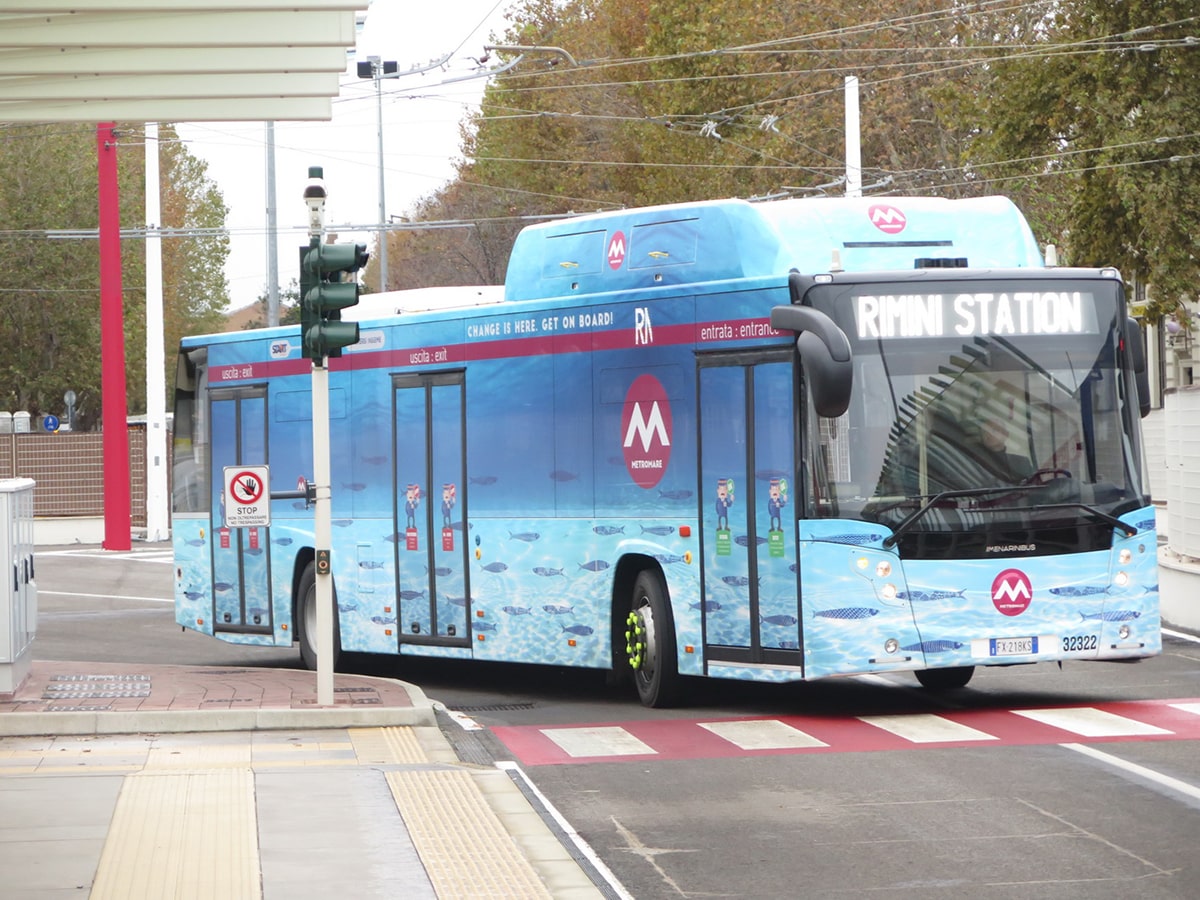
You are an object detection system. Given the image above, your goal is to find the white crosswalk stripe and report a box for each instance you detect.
[699,720,828,750]
[541,726,656,758]
[858,713,999,743]
[1011,707,1173,737]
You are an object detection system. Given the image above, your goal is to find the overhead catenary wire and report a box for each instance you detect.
[2,4,1196,229]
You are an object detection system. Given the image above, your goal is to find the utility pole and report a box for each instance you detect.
[144,122,169,542]
[844,76,862,198]
[355,53,460,292]
[358,56,396,292]
[266,122,280,326]
[373,57,388,291]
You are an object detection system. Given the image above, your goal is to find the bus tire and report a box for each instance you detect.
[915,666,974,690]
[298,561,342,671]
[626,569,681,708]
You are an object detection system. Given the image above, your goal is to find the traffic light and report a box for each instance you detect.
[299,241,369,360]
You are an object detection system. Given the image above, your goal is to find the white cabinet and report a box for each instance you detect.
[0,478,36,693]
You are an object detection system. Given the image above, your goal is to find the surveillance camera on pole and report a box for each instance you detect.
[304,166,326,238]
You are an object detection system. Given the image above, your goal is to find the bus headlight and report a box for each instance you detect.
[880,583,898,600]
[1113,570,1129,587]
[1119,624,1131,640]
[1118,549,1132,564]
[876,560,892,578]
[884,638,899,654]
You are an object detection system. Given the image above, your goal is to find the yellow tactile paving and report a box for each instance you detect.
[146,742,252,769]
[386,769,552,899]
[91,768,260,900]
[350,725,429,765]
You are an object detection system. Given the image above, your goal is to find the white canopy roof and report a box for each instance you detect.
[0,0,363,121]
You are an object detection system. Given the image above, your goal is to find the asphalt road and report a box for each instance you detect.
[31,543,1200,899]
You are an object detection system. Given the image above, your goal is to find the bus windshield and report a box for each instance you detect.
[805,277,1146,554]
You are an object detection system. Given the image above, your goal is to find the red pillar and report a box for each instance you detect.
[97,123,131,550]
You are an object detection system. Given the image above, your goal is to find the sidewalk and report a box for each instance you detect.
[0,660,608,899]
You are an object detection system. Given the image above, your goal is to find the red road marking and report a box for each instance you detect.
[488,698,1200,766]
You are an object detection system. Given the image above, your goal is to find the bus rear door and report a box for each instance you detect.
[391,372,471,646]
[208,386,273,636]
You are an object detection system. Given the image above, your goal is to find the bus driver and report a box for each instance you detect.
[970,409,1034,484]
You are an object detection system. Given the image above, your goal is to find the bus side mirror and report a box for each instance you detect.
[1126,317,1151,418]
[770,299,853,419]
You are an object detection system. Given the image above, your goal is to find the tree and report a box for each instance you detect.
[392,0,1011,286]
[0,123,229,428]
[967,0,1200,320]
[240,279,302,329]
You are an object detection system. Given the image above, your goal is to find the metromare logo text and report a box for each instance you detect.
[621,374,672,489]
[992,568,1032,616]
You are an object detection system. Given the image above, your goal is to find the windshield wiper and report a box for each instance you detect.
[1018,502,1139,538]
[881,485,1039,548]
[880,488,1139,549]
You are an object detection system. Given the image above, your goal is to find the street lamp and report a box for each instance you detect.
[482,44,579,67]
[357,56,397,292]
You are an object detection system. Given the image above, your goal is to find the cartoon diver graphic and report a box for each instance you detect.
[441,483,456,528]
[405,483,422,529]
[715,478,734,531]
[767,477,788,532]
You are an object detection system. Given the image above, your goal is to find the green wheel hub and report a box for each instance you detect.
[625,610,645,670]
[625,602,658,677]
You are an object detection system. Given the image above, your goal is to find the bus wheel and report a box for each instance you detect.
[625,570,680,708]
[915,666,974,690]
[298,561,342,671]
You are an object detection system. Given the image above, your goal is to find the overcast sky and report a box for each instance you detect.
[175,0,515,312]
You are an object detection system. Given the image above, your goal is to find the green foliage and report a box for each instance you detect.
[0,124,229,428]
[966,0,1200,320]
[241,279,302,330]
[394,0,1006,286]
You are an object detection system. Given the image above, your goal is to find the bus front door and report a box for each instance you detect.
[208,387,273,636]
[698,355,801,669]
[392,372,470,647]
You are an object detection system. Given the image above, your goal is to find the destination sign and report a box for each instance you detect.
[854,291,1099,340]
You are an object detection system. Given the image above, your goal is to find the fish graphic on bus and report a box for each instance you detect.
[814,607,879,620]
[1080,610,1141,622]
[902,640,965,653]
[899,589,967,603]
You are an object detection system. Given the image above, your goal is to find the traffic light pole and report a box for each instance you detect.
[311,354,335,707]
[301,168,366,708]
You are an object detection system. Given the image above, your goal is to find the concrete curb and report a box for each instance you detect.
[0,676,440,737]
[0,704,438,737]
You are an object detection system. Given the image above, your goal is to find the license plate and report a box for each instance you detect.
[990,636,1037,656]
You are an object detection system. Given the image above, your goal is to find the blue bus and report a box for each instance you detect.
[171,195,1160,706]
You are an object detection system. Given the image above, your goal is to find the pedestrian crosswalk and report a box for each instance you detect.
[489,698,1200,766]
